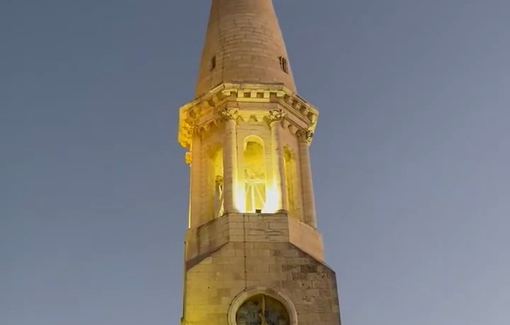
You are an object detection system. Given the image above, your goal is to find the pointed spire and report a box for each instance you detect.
[195,0,296,97]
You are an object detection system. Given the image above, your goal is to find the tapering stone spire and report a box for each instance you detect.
[177,3,342,325]
[195,0,296,97]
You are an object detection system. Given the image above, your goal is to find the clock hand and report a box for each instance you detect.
[260,296,267,325]
[259,312,267,325]
[262,296,272,325]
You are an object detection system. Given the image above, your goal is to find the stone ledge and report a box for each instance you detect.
[185,212,324,266]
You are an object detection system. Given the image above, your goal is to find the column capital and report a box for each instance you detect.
[219,108,239,121]
[191,124,201,135]
[297,129,314,145]
[297,128,317,228]
[267,109,286,124]
[222,111,239,214]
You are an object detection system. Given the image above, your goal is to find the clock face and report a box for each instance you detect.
[236,295,289,325]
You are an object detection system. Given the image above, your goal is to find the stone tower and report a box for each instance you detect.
[177,1,342,325]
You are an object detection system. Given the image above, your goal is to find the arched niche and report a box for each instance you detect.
[207,144,224,219]
[242,135,266,212]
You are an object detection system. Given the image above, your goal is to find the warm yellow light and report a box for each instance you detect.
[263,182,279,213]
[234,182,245,212]
[234,180,281,213]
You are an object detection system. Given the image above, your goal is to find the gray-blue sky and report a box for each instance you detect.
[1,1,509,324]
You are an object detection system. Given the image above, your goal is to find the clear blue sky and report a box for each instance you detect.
[1,1,509,324]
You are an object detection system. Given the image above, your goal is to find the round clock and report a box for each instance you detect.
[236,294,290,325]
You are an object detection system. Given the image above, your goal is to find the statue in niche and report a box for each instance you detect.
[214,175,224,218]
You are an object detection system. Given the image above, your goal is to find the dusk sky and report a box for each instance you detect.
[1,1,509,325]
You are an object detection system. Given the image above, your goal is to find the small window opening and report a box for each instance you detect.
[210,56,216,71]
[279,56,289,73]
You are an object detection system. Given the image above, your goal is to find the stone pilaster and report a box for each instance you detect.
[297,129,317,228]
[268,109,288,212]
[189,129,203,228]
[185,151,192,229]
[220,108,239,214]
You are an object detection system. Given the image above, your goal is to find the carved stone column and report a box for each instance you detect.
[268,109,288,212]
[220,108,239,214]
[185,151,192,229]
[297,129,317,228]
[189,128,204,228]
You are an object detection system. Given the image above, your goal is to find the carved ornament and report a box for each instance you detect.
[178,83,319,149]
[297,129,314,145]
[267,109,287,124]
[219,108,239,121]
[185,152,192,165]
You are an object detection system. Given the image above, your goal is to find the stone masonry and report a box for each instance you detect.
[195,0,296,97]
[177,1,342,325]
[182,241,341,325]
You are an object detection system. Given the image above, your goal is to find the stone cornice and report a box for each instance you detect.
[178,83,319,149]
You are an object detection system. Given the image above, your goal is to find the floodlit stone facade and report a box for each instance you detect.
[177,1,342,325]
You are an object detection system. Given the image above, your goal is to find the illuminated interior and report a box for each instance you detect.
[242,136,267,212]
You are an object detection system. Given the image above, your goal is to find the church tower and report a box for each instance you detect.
[177,1,342,325]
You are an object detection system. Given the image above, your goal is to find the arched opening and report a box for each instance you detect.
[283,147,297,216]
[243,136,266,213]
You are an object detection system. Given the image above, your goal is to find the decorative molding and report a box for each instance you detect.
[267,108,286,124]
[297,129,314,145]
[220,108,239,121]
[178,83,319,149]
[185,152,192,165]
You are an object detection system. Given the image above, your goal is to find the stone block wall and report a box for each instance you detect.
[195,0,296,97]
[185,213,324,265]
[182,241,341,325]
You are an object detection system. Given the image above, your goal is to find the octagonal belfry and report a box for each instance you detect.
[177,1,342,325]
